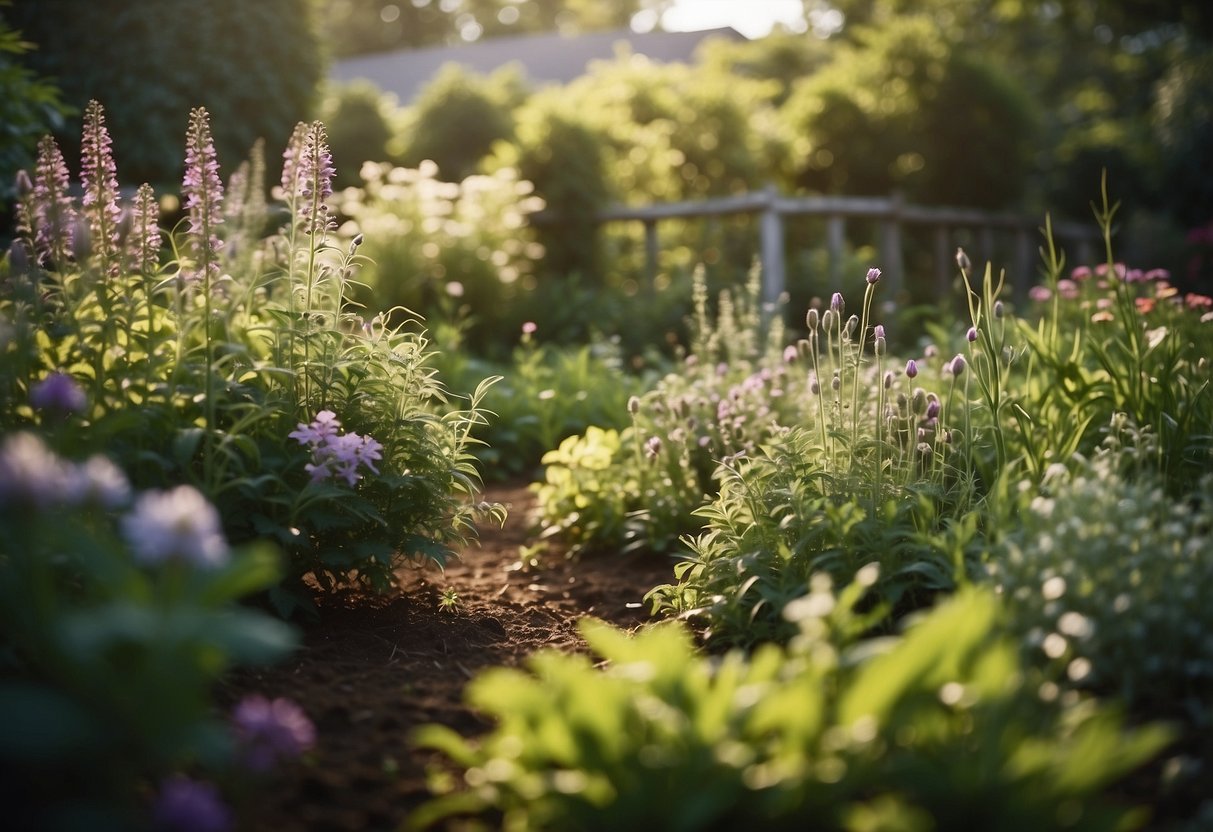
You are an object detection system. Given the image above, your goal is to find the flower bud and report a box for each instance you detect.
[806,308,819,330]
[866,267,882,284]
[883,370,894,389]
[628,396,641,416]
[831,292,844,313]
[822,309,835,331]
[925,399,941,420]
[966,327,978,343]
[845,315,858,338]
[809,375,820,395]
[993,300,1005,318]
[905,359,918,379]
[955,247,971,272]
[950,354,966,376]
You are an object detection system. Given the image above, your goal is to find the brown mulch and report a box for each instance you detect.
[222,481,676,832]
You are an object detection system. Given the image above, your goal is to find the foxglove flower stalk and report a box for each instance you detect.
[231,695,316,772]
[181,107,224,287]
[80,100,123,273]
[127,183,162,274]
[295,121,335,238]
[31,136,76,267]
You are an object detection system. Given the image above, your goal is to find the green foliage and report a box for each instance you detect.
[413,588,1168,831]
[2,107,500,607]
[434,332,647,480]
[648,432,984,647]
[397,64,522,182]
[0,6,71,219]
[0,435,295,827]
[318,80,398,190]
[7,0,322,187]
[781,16,1038,208]
[1015,190,1213,490]
[337,159,546,354]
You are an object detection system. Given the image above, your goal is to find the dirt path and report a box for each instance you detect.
[223,481,674,831]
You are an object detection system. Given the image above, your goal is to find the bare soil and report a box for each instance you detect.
[221,481,674,831]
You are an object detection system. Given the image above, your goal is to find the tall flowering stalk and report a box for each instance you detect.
[79,100,123,276]
[294,121,335,407]
[182,107,225,485]
[127,183,161,275]
[30,136,76,269]
[277,122,309,401]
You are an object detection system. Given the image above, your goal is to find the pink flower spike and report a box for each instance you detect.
[1070,265,1092,281]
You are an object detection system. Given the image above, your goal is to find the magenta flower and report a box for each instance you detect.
[80,100,123,273]
[231,695,316,772]
[1056,279,1079,300]
[866,267,881,284]
[152,776,232,832]
[121,486,229,568]
[181,107,224,286]
[30,372,87,415]
[1070,265,1092,281]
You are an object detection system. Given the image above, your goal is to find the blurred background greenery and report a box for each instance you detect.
[2,0,1210,357]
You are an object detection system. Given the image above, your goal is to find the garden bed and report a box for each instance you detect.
[222,481,672,831]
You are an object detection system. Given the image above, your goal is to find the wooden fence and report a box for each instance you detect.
[538,185,1101,308]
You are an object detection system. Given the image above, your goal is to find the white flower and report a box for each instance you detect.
[121,485,229,568]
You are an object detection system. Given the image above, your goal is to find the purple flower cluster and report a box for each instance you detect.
[128,183,163,274]
[0,433,130,511]
[152,775,232,832]
[231,695,316,772]
[289,410,383,486]
[295,121,335,237]
[80,100,124,272]
[120,485,229,568]
[29,136,76,266]
[181,107,224,286]
[30,371,87,415]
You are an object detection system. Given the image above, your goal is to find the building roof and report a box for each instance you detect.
[330,27,745,103]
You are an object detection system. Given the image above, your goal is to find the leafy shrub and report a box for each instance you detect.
[337,160,546,355]
[0,7,71,220]
[319,79,399,190]
[434,330,647,481]
[3,103,499,611]
[648,431,984,647]
[396,63,522,182]
[1016,194,1213,490]
[0,433,297,828]
[990,435,1213,739]
[8,0,321,188]
[412,588,1168,831]
[781,15,1037,208]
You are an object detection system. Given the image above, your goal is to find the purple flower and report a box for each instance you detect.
[905,359,918,379]
[152,776,232,832]
[80,100,124,273]
[30,136,76,267]
[121,486,229,568]
[783,344,798,363]
[295,121,335,237]
[830,292,844,315]
[950,354,967,376]
[279,121,309,202]
[231,695,316,772]
[966,326,978,343]
[30,372,87,415]
[127,183,162,274]
[866,267,882,284]
[0,433,77,509]
[1029,285,1051,303]
[873,324,885,340]
[291,411,382,486]
[925,399,941,420]
[289,409,342,447]
[181,107,225,286]
[644,436,662,459]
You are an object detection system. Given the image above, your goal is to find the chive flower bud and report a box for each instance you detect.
[955,247,971,272]
[806,307,819,330]
[966,327,978,343]
[905,359,918,379]
[866,267,882,284]
[950,354,966,376]
[831,292,844,315]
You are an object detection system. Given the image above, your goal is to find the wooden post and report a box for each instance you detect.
[827,214,845,287]
[644,218,658,286]
[880,192,905,297]
[759,183,785,311]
